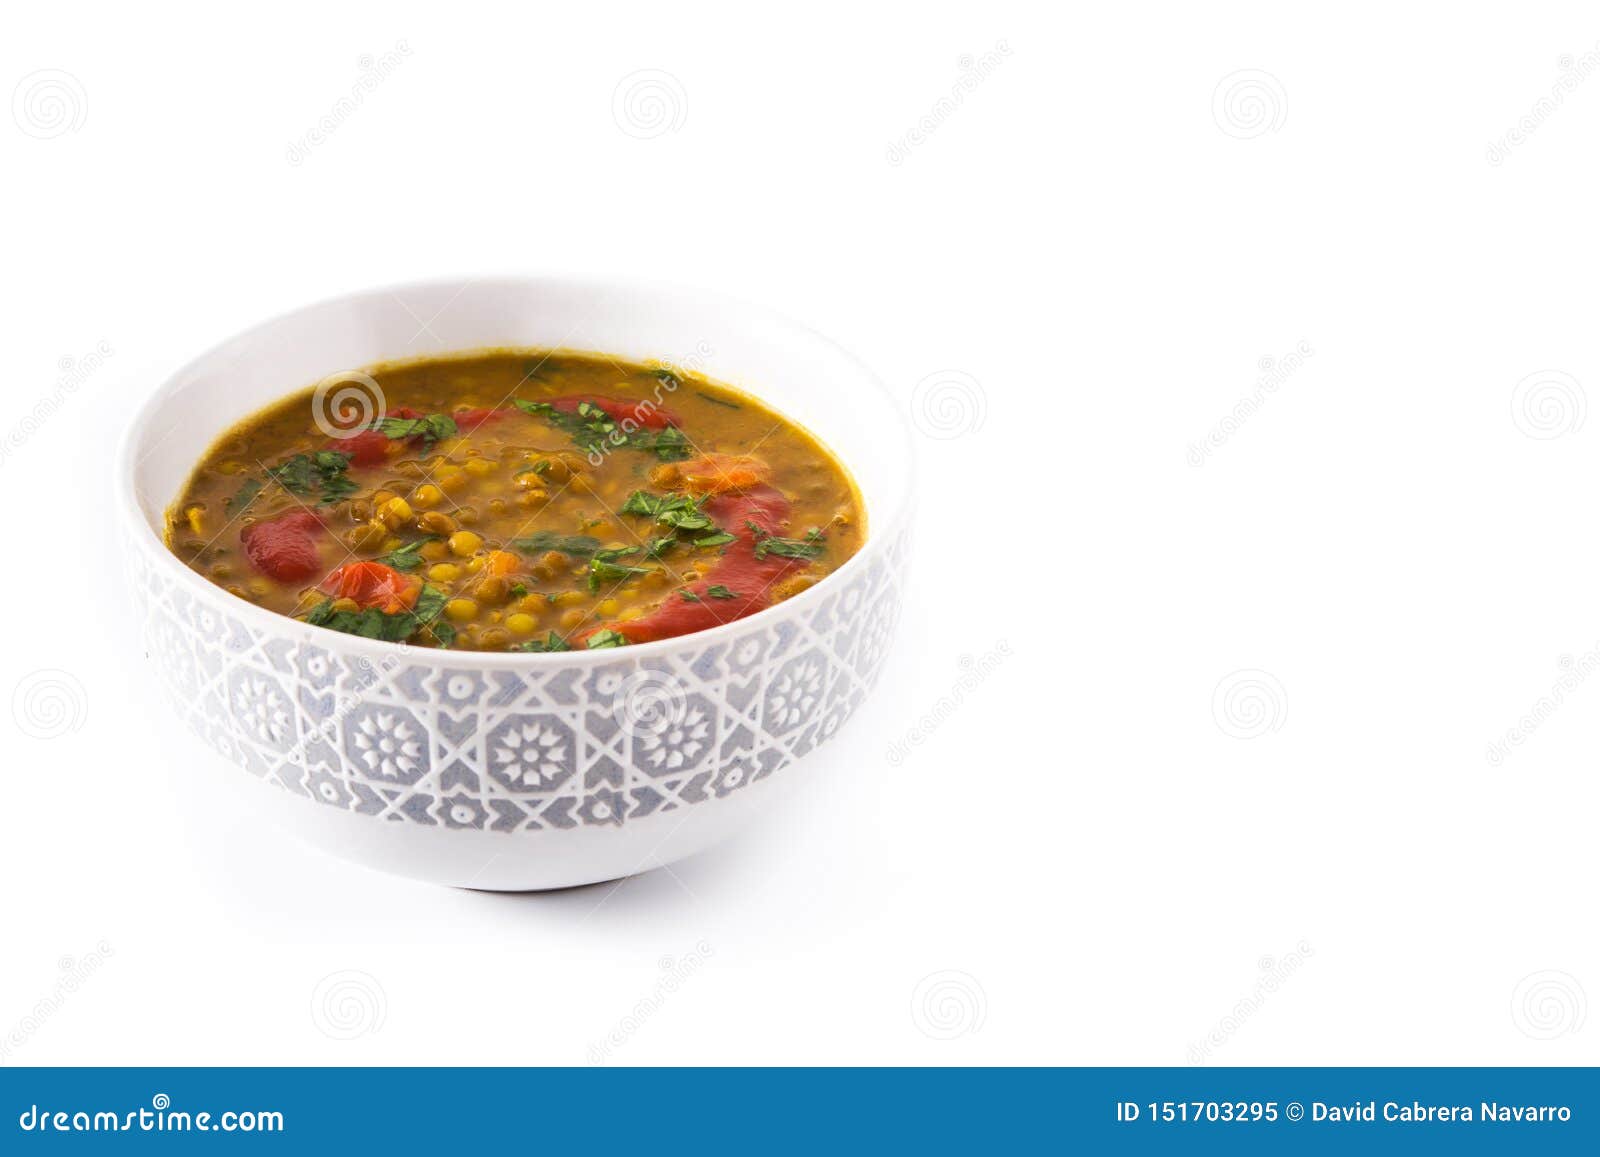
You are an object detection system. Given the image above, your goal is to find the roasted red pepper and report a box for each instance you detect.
[320,560,421,614]
[240,510,325,583]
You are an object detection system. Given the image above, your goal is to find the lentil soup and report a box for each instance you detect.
[164,351,864,652]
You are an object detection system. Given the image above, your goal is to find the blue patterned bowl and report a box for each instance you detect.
[118,277,913,889]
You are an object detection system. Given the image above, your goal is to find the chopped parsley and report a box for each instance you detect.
[266,450,359,504]
[588,555,653,593]
[586,629,629,649]
[514,631,572,653]
[620,490,714,532]
[226,477,263,514]
[694,531,735,548]
[706,585,738,600]
[512,398,691,462]
[373,537,436,572]
[376,412,458,449]
[679,589,702,603]
[748,522,827,561]
[508,531,603,557]
[305,583,452,645]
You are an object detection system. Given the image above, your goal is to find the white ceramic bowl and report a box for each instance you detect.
[118,277,913,889]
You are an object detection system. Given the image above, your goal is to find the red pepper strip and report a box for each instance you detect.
[453,407,509,432]
[580,485,805,646]
[545,395,678,430]
[320,560,421,614]
[241,510,325,583]
[326,428,390,466]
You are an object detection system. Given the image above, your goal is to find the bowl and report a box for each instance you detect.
[117,277,914,889]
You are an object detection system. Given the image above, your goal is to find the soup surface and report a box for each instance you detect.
[165,351,863,651]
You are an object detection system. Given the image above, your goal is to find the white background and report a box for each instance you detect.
[2,1,1596,1066]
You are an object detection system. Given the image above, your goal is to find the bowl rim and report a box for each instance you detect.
[116,273,915,668]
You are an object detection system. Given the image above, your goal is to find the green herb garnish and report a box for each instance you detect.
[706,585,738,599]
[226,477,263,514]
[508,531,603,557]
[513,398,690,462]
[588,556,653,593]
[679,589,702,602]
[376,412,458,449]
[305,582,451,644]
[694,531,735,548]
[747,522,828,561]
[372,538,437,572]
[620,489,714,531]
[586,629,629,650]
[514,631,572,653]
[266,450,359,504]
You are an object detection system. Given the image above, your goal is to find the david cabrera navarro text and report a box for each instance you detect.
[1311,1102,1572,1124]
